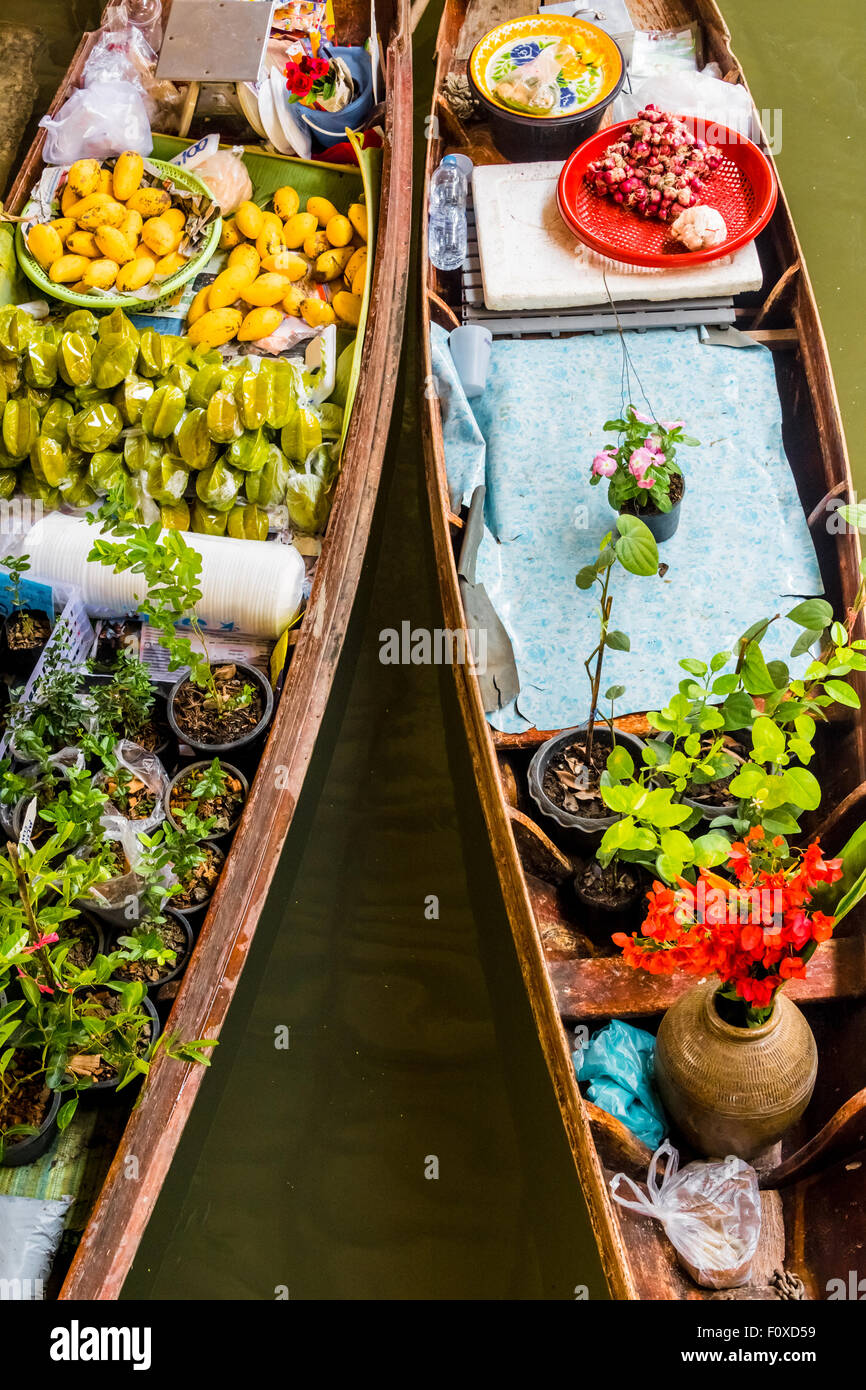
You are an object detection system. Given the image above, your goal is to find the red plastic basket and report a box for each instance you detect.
[556,118,778,267]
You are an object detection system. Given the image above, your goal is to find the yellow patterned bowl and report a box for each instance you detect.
[468,14,625,161]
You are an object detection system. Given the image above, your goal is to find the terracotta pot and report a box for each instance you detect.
[654,979,817,1162]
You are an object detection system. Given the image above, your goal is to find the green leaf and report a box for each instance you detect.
[576,565,597,590]
[790,627,822,658]
[782,766,822,811]
[680,657,708,677]
[741,644,776,696]
[604,684,626,701]
[824,679,860,709]
[613,514,659,577]
[692,830,733,866]
[838,503,866,532]
[606,745,634,781]
[729,764,764,798]
[660,829,695,861]
[606,629,630,652]
[655,853,683,884]
[710,650,731,672]
[750,714,785,761]
[57,1098,78,1132]
[766,660,789,690]
[787,598,833,630]
[722,692,756,731]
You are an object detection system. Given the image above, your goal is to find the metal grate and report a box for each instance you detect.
[460,205,737,339]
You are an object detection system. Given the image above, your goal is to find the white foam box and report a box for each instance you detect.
[472,161,764,312]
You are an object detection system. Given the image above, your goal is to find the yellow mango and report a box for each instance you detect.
[97,169,115,195]
[256,220,285,261]
[347,202,368,241]
[67,159,101,198]
[351,263,367,298]
[50,217,76,244]
[282,285,305,316]
[135,241,155,259]
[300,297,336,328]
[65,230,101,258]
[187,307,243,347]
[313,246,353,283]
[227,243,260,280]
[26,223,63,271]
[61,184,79,217]
[325,214,353,248]
[302,230,330,260]
[273,186,300,220]
[240,273,292,307]
[141,217,180,258]
[219,217,242,250]
[237,306,283,342]
[49,254,94,284]
[163,207,187,234]
[112,151,144,202]
[306,196,339,227]
[261,250,306,281]
[82,258,120,289]
[283,212,317,249]
[69,281,91,294]
[154,251,187,277]
[95,225,135,265]
[187,284,212,325]
[332,290,362,326]
[126,187,172,218]
[119,208,143,244]
[116,256,156,292]
[208,264,254,310]
[344,246,366,287]
[76,198,126,231]
[235,200,264,239]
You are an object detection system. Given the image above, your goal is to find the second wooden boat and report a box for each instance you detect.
[422,0,866,1300]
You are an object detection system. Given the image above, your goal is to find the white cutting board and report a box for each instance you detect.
[472,161,764,312]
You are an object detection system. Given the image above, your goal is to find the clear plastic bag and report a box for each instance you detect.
[82,15,180,124]
[194,149,253,215]
[610,1142,762,1290]
[39,83,152,163]
[96,739,168,834]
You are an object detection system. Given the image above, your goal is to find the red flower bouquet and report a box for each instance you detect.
[613,827,842,1026]
[285,54,334,106]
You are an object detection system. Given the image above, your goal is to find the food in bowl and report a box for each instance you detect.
[584,105,724,223]
[671,205,728,251]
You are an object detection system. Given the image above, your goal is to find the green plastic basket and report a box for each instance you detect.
[15,158,222,312]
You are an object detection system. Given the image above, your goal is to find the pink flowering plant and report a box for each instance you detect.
[590,404,699,515]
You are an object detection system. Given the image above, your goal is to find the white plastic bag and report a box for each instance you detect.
[96,740,168,834]
[610,1142,762,1289]
[194,149,253,214]
[613,68,756,140]
[39,82,152,163]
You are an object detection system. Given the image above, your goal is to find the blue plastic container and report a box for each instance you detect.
[292,47,374,149]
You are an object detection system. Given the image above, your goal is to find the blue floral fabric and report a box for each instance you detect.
[431,325,824,733]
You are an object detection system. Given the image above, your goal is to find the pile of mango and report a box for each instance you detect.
[0,305,341,537]
[26,153,193,296]
[187,188,368,348]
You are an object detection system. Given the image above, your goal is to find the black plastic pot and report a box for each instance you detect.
[654,727,749,821]
[110,909,194,994]
[164,760,249,842]
[527,722,646,847]
[1,1084,61,1168]
[169,840,225,922]
[167,661,274,757]
[618,479,685,544]
[573,861,648,939]
[76,990,161,1096]
[468,39,625,162]
[2,609,51,680]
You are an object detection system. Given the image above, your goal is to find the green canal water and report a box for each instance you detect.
[7,0,863,1299]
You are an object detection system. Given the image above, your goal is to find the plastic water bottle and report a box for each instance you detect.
[428,154,469,272]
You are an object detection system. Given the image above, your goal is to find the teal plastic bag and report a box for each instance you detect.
[574,1019,666,1148]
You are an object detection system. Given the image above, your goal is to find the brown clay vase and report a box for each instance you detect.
[654,979,817,1162]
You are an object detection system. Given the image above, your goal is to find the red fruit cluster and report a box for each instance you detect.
[585,104,724,223]
[612,828,842,1009]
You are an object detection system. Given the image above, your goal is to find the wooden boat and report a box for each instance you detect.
[0,0,411,1298]
[421,0,866,1300]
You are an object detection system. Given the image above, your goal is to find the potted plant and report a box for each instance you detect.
[613,827,841,1162]
[113,911,194,993]
[284,46,375,148]
[89,520,274,755]
[164,757,248,840]
[528,514,658,844]
[589,405,699,543]
[83,652,175,764]
[136,813,225,922]
[0,553,51,678]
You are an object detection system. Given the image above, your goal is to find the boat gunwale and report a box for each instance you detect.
[420,0,864,1302]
